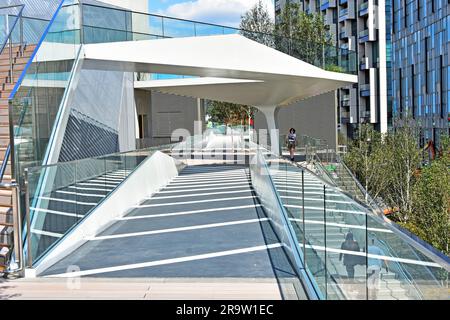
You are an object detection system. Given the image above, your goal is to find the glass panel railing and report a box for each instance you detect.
[324,183,368,300]
[261,146,449,299]
[0,5,23,53]
[250,147,319,299]
[25,145,175,265]
[9,1,81,185]
[79,3,357,74]
[367,215,449,299]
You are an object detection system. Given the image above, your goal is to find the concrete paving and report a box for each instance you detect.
[0,277,285,300]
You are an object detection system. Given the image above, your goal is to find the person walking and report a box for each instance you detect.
[286,128,297,162]
[339,232,361,280]
[367,238,389,300]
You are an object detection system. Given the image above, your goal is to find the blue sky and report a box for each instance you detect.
[148,0,274,28]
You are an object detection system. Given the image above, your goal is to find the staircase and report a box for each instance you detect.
[0,43,36,272]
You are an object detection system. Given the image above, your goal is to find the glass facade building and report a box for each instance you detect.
[392,0,450,147]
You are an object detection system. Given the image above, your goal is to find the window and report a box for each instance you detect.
[404,0,407,27]
[399,68,403,116]
[425,36,429,94]
[417,0,421,20]
[440,55,444,118]
[412,64,416,118]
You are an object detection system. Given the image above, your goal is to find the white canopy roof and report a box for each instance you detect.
[83,34,357,106]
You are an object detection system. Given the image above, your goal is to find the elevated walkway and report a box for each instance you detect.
[36,164,306,299]
[1,135,449,300]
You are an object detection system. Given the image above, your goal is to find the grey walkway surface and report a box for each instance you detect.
[39,165,303,298]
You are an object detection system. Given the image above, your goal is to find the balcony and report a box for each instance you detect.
[359,29,370,42]
[320,0,330,10]
[360,56,369,70]
[341,111,351,123]
[359,1,369,16]
[341,94,350,107]
[340,43,349,51]
[360,84,371,97]
[339,30,349,39]
[338,8,349,22]
[360,110,371,123]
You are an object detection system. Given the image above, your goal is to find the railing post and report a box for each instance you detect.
[302,169,306,262]
[11,180,24,274]
[323,184,327,300]
[24,169,32,268]
[7,14,13,84]
[365,192,369,300]
[79,3,84,44]
[19,12,23,55]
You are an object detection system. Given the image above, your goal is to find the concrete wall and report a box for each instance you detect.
[254,91,338,150]
[135,90,205,147]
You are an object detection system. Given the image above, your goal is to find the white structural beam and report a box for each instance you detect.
[83,34,356,107]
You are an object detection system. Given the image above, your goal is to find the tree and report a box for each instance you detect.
[406,136,450,255]
[344,125,449,255]
[275,3,332,66]
[206,100,257,126]
[382,127,422,221]
[239,0,274,47]
[344,124,388,204]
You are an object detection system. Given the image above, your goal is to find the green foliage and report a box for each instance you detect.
[239,0,274,47]
[344,124,388,202]
[275,3,332,66]
[345,127,450,255]
[206,100,256,126]
[383,126,422,220]
[325,64,344,73]
[408,138,450,255]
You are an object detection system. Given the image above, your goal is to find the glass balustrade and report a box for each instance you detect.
[78,2,357,74]
[25,144,176,265]
[255,145,449,299]
[9,1,81,187]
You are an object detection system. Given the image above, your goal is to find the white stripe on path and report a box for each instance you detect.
[45,243,283,278]
[118,204,262,221]
[89,217,269,240]
[135,196,257,208]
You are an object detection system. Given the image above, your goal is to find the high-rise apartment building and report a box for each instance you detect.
[275,0,392,141]
[392,0,450,148]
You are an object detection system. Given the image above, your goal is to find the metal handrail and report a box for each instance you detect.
[0,4,25,76]
[251,148,322,299]
[377,237,425,299]
[260,143,450,298]
[312,154,338,186]
[257,145,350,299]
[308,145,450,282]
